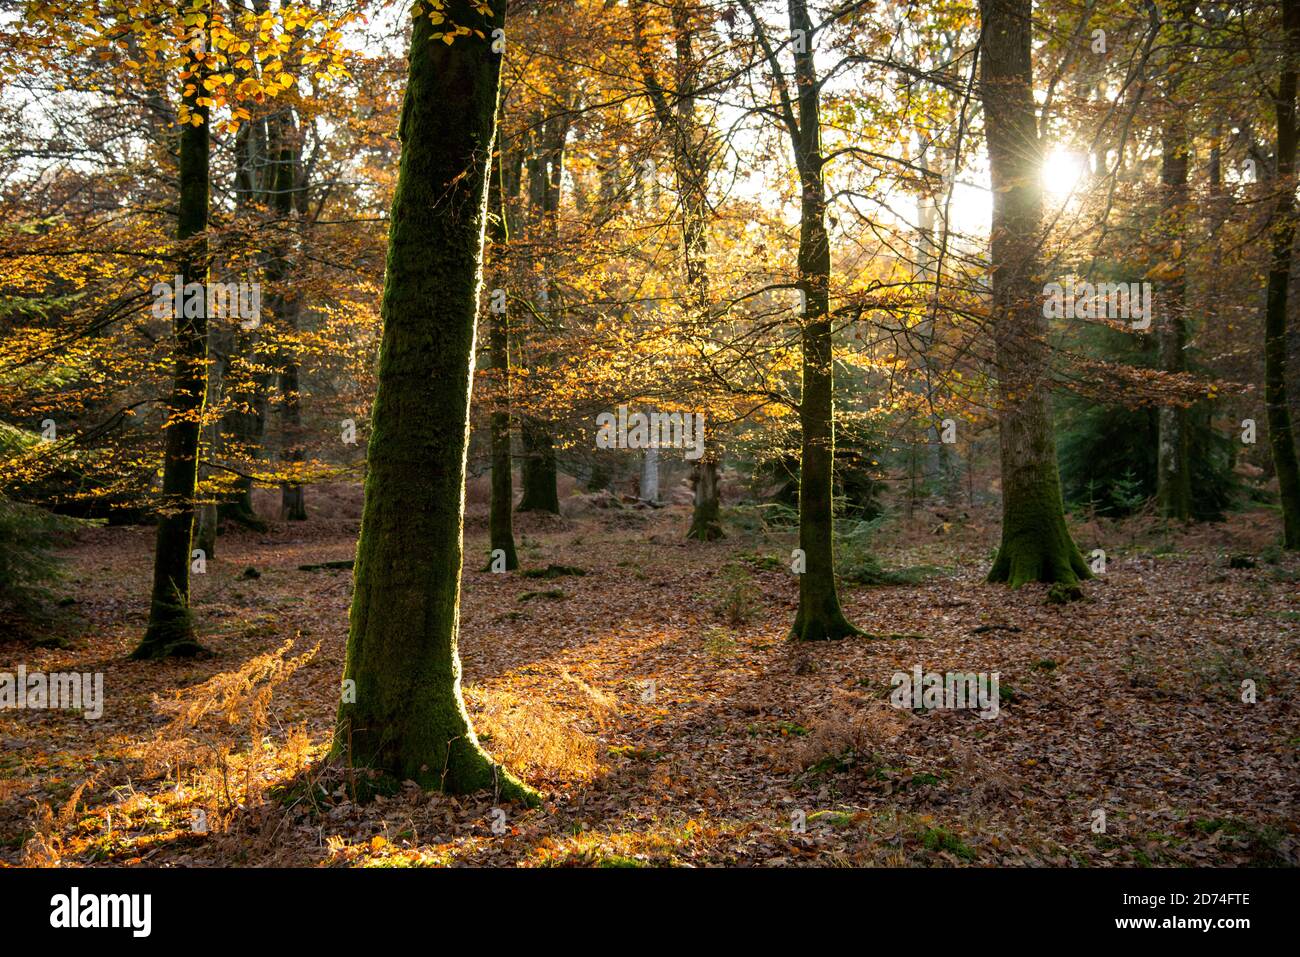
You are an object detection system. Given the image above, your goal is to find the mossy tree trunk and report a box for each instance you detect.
[786,0,858,640]
[1266,0,1300,548]
[134,45,210,659]
[486,139,518,569]
[687,456,723,540]
[979,0,1090,587]
[517,419,559,513]
[335,1,533,802]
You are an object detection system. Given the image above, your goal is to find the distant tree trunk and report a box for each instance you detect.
[134,46,210,659]
[787,0,858,640]
[915,145,958,506]
[633,0,724,540]
[220,116,270,531]
[979,0,1090,587]
[517,420,560,513]
[670,3,722,538]
[335,1,533,801]
[1156,5,1192,522]
[195,499,217,558]
[1266,0,1300,548]
[278,332,307,520]
[687,456,723,539]
[675,7,723,540]
[1156,115,1191,521]
[513,113,565,515]
[195,355,222,559]
[640,441,660,503]
[218,328,269,529]
[271,110,307,522]
[486,140,518,568]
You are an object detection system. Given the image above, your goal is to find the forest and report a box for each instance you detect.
[0,0,1296,899]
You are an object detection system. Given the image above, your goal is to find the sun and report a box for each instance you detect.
[1042,147,1087,198]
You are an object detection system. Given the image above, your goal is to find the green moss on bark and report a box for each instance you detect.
[979,0,1090,588]
[334,2,535,805]
[686,458,724,541]
[986,459,1092,587]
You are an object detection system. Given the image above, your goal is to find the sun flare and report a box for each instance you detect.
[1042,147,1088,198]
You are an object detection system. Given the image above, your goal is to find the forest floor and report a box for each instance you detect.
[2,486,1297,867]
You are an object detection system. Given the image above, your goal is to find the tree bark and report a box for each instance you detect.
[1266,0,1300,548]
[687,456,723,540]
[195,353,222,559]
[217,327,269,529]
[272,109,307,522]
[1156,115,1191,521]
[979,0,1091,587]
[633,0,724,539]
[1156,6,1192,521]
[134,41,210,658]
[640,441,660,503]
[335,1,533,801]
[517,419,560,513]
[787,0,858,640]
[512,112,566,515]
[487,139,518,568]
[220,113,271,531]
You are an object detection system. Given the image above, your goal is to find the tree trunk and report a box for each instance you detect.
[640,441,660,503]
[133,44,210,659]
[273,111,307,522]
[1156,116,1191,521]
[218,328,269,530]
[787,0,858,640]
[487,140,518,568]
[672,3,723,540]
[979,0,1090,587]
[220,113,271,531]
[687,456,724,540]
[335,1,533,802]
[1266,0,1300,548]
[511,113,565,515]
[195,354,222,559]
[279,345,307,521]
[1156,9,1192,522]
[633,0,724,539]
[517,418,559,513]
